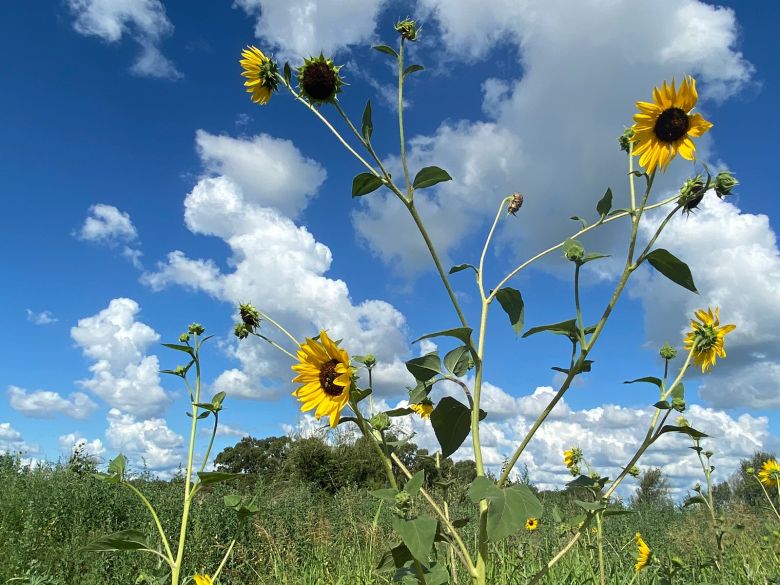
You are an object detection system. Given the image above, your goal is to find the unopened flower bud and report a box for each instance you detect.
[628,466,641,479]
[370,412,391,432]
[563,239,585,263]
[363,353,377,368]
[678,174,706,215]
[659,343,677,360]
[704,450,714,459]
[714,171,738,199]
[174,365,186,376]
[188,323,205,335]
[179,333,191,343]
[239,303,261,330]
[395,490,411,508]
[507,192,524,216]
[395,18,420,41]
[234,322,250,340]
[618,128,635,153]
[746,467,755,475]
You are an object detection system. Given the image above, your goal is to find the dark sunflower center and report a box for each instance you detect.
[654,108,690,142]
[319,359,344,397]
[302,63,337,101]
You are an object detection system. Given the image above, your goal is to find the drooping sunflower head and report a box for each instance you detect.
[632,76,713,174]
[297,54,345,106]
[563,447,582,472]
[291,330,354,427]
[193,575,213,585]
[240,46,279,105]
[683,307,736,373]
[410,401,434,419]
[525,517,540,532]
[635,533,652,572]
[758,459,780,487]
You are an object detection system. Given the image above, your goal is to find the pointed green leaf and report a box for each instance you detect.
[444,345,471,377]
[645,249,698,293]
[405,352,441,383]
[430,397,485,458]
[482,485,543,541]
[570,216,588,229]
[373,44,399,58]
[196,471,242,487]
[522,319,578,340]
[412,166,452,190]
[403,64,424,78]
[658,425,708,439]
[495,287,525,336]
[596,187,613,217]
[683,494,708,507]
[375,542,413,572]
[362,100,373,141]
[352,172,383,197]
[449,263,477,275]
[653,400,672,410]
[392,516,437,561]
[468,476,500,503]
[283,62,292,85]
[83,529,150,552]
[405,470,425,495]
[161,343,194,355]
[413,327,473,346]
[407,380,432,404]
[581,252,610,264]
[370,488,399,502]
[385,407,413,417]
[624,376,663,388]
[108,454,127,478]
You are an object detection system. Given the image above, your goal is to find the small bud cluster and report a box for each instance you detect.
[659,343,677,360]
[618,128,635,153]
[628,466,641,479]
[563,239,585,263]
[714,171,738,199]
[370,412,391,432]
[234,303,261,340]
[395,18,420,42]
[188,323,205,336]
[678,174,707,214]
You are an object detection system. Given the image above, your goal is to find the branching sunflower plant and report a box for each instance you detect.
[236,18,741,585]
[85,324,250,585]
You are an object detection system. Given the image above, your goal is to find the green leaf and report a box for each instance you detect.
[645,249,698,293]
[412,166,452,190]
[551,506,563,523]
[161,343,194,355]
[683,495,708,507]
[581,252,610,264]
[211,391,226,410]
[468,477,500,502]
[449,263,477,275]
[392,516,437,562]
[413,327,473,346]
[352,387,372,403]
[83,529,151,552]
[495,287,525,336]
[596,187,613,217]
[522,319,578,340]
[658,425,708,439]
[403,64,424,78]
[196,472,242,487]
[376,543,413,572]
[653,400,672,410]
[430,397,485,458]
[468,482,543,541]
[385,407,413,417]
[567,475,608,490]
[551,360,593,376]
[405,470,425,495]
[405,352,441,383]
[407,380,432,404]
[670,383,685,404]
[362,100,373,142]
[373,44,399,58]
[352,172,383,197]
[283,62,292,85]
[570,216,587,229]
[444,345,471,377]
[574,500,606,512]
[624,376,663,388]
[370,488,399,502]
[108,454,127,478]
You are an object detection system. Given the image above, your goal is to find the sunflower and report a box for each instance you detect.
[635,532,652,572]
[525,517,539,532]
[297,54,344,105]
[632,76,713,174]
[563,449,575,469]
[683,307,736,373]
[759,460,780,487]
[291,331,353,427]
[193,576,213,585]
[410,401,434,419]
[240,46,279,105]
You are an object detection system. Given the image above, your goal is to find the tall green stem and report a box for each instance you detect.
[398,39,412,199]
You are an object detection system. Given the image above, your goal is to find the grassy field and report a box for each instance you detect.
[1,456,777,584]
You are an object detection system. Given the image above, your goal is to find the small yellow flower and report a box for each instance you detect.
[291,331,353,427]
[683,307,736,373]
[563,449,575,468]
[240,45,279,105]
[632,76,713,174]
[759,460,780,487]
[410,401,434,419]
[525,517,539,531]
[193,575,213,585]
[635,532,652,572]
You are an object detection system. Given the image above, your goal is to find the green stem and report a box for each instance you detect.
[595,513,605,585]
[257,310,300,347]
[212,539,236,583]
[398,38,412,199]
[333,99,392,180]
[123,481,174,566]
[574,262,585,344]
[352,404,398,490]
[252,331,297,360]
[197,413,219,476]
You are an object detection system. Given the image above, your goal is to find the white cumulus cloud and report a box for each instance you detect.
[76,204,142,268]
[105,408,183,471]
[58,432,106,461]
[0,422,38,455]
[8,386,97,420]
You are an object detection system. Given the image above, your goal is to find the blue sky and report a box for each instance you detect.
[1,0,778,493]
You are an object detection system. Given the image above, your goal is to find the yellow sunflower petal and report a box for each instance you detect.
[677,137,696,161]
[687,113,713,138]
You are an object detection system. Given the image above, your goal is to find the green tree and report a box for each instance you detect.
[633,468,672,507]
[214,435,290,477]
[731,450,777,507]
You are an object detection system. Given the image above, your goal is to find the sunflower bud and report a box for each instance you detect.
[297,54,345,106]
[659,343,677,360]
[628,466,641,479]
[370,412,391,432]
[174,365,186,376]
[705,450,714,459]
[363,354,377,368]
[714,171,738,199]
[394,490,412,511]
[618,128,635,153]
[395,18,420,42]
[746,467,755,475]
[678,174,706,214]
[563,239,585,263]
[507,192,524,216]
[179,333,191,343]
[234,322,250,340]
[188,323,205,336]
[239,303,261,330]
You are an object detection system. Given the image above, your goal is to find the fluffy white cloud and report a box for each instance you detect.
[0,422,38,455]
[25,309,58,325]
[353,0,753,273]
[632,195,780,409]
[213,423,248,438]
[234,0,387,60]
[143,132,409,400]
[66,0,180,78]
[8,386,97,420]
[58,432,106,460]
[71,298,171,417]
[105,408,183,471]
[76,204,142,268]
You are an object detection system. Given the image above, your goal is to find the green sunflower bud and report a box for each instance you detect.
[628,466,641,479]
[363,353,377,368]
[563,239,585,263]
[234,322,251,340]
[188,323,205,335]
[507,192,524,216]
[704,450,714,459]
[179,333,191,343]
[239,302,261,330]
[370,412,391,432]
[678,174,706,214]
[618,128,635,153]
[395,490,411,509]
[297,54,345,106]
[659,343,677,360]
[395,18,420,41]
[714,170,738,199]
[174,365,186,376]
[746,467,755,475]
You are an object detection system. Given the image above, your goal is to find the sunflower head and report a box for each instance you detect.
[628,465,641,479]
[714,170,739,199]
[297,54,345,106]
[239,302,261,330]
[193,575,213,585]
[659,343,678,360]
[291,330,354,427]
[678,174,707,215]
[683,307,736,373]
[632,76,713,174]
[618,127,635,153]
[758,460,780,487]
[525,517,540,532]
[410,401,434,419]
[188,323,205,336]
[635,533,652,572]
[240,46,280,105]
[395,18,420,42]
